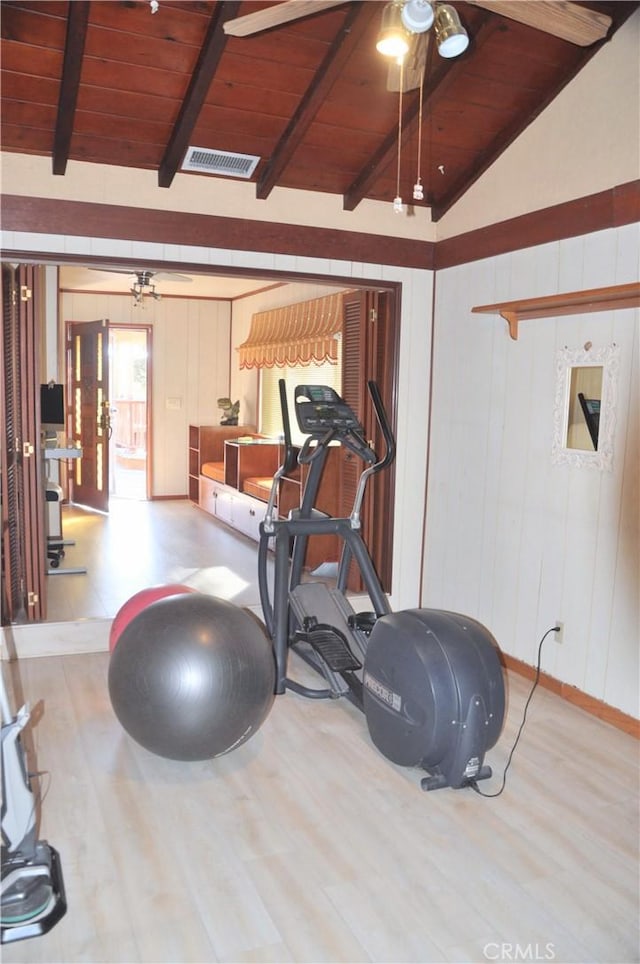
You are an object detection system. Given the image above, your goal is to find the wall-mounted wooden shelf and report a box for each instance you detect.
[472,282,640,340]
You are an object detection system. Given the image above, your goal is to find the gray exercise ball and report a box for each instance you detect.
[108,592,275,761]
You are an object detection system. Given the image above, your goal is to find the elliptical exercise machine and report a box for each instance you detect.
[1,667,66,943]
[258,381,505,791]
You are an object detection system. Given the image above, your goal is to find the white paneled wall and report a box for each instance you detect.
[424,224,640,716]
[59,292,231,497]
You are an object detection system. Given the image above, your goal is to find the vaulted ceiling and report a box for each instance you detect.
[1,1,636,222]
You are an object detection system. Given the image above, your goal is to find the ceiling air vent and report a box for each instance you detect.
[181,146,260,179]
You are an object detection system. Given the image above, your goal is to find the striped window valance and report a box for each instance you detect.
[238,292,345,369]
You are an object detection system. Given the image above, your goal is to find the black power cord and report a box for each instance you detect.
[470,624,560,798]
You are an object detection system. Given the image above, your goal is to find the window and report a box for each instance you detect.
[260,353,342,446]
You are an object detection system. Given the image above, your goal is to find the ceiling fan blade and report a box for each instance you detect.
[152,272,192,283]
[387,34,428,93]
[91,267,192,284]
[466,1,612,46]
[224,0,347,37]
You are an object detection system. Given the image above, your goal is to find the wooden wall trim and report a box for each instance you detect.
[502,652,639,739]
[0,195,434,271]
[435,180,640,269]
[1,181,637,274]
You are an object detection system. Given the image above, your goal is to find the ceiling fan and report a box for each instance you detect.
[92,268,192,306]
[126,270,192,306]
[223,1,613,48]
[224,1,612,96]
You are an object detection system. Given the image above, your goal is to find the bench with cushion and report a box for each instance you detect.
[197,424,257,483]
[242,476,274,502]
[201,460,225,482]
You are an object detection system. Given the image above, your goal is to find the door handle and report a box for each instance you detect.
[99,399,113,439]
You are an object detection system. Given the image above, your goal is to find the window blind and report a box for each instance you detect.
[260,355,343,445]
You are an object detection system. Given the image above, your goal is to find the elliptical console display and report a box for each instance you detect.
[295,384,364,433]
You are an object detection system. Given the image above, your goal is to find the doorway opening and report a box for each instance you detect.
[109,326,151,501]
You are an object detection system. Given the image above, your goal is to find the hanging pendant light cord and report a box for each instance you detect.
[416,64,425,183]
[396,58,404,200]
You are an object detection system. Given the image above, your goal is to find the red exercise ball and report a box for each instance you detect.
[109,584,195,652]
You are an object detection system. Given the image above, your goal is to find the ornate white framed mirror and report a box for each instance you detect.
[551,343,620,470]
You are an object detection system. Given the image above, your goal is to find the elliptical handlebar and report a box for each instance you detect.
[261,378,295,534]
[344,381,395,529]
[278,378,298,476]
[366,380,396,475]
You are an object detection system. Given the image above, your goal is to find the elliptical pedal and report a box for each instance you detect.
[297,618,362,673]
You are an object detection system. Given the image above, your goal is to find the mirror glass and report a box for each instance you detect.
[551,344,619,470]
[566,365,603,451]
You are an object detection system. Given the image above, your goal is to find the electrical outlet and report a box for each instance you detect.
[554,621,564,644]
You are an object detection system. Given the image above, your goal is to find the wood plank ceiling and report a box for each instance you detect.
[1,0,636,221]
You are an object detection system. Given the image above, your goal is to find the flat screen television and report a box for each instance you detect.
[40,383,65,439]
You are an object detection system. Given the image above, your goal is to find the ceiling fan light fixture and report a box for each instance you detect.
[376,1,410,59]
[401,0,434,34]
[131,273,161,308]
[435,3,469,58]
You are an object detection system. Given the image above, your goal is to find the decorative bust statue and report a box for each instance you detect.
[217,397,240,426]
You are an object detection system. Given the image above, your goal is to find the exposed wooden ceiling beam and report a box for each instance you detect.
[257,4,369,200]
[430,2,639,221]
[158,1,241,189]
[52,0,90,176]
[343,15,496,212]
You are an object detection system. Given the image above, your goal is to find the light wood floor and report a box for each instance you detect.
[3,649,638,964]
[8,497,640,962]
[46,499,267,623]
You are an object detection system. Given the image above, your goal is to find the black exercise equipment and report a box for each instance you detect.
[257,381,505,791]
